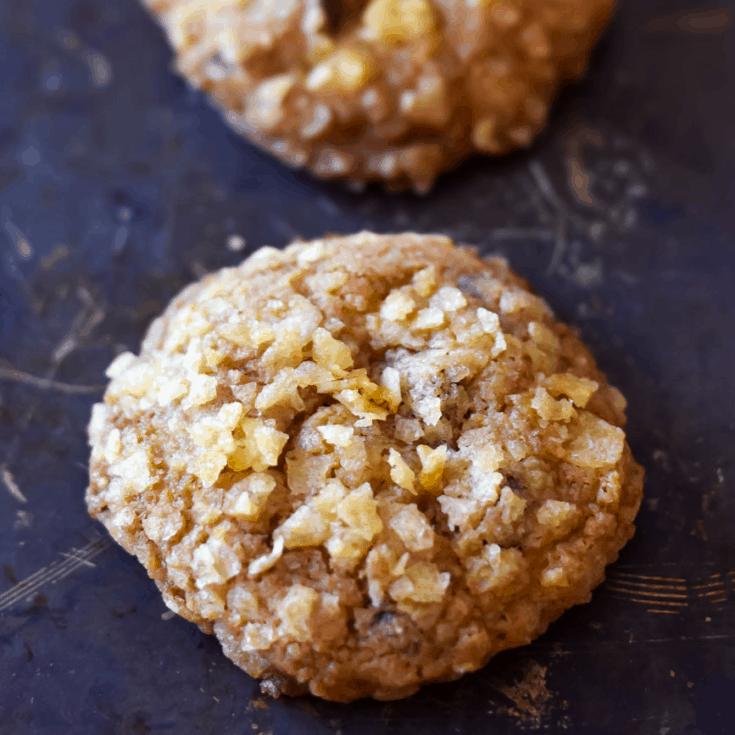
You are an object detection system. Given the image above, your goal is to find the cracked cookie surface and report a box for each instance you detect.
[142,0,615,191]
[86,232,643,701]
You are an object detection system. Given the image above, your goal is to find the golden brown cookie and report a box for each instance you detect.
[142,0,615,191]
[86,232,643,701]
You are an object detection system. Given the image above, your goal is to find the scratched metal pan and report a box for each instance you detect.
[1,0,734,733]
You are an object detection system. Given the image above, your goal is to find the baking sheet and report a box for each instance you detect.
[1,0,734,732]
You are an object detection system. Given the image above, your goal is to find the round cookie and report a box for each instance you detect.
[142,0,615,191]
[86,232,643,702]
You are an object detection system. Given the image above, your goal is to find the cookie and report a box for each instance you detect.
[86,232,643,701]
[142,0,615,191]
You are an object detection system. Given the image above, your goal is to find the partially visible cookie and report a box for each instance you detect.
[86,232,643,701]
[142,0,616,191]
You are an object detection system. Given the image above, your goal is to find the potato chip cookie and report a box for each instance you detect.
[142,0,615,191]
[86,232,643,701]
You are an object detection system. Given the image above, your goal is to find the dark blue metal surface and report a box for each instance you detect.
[1,1,734,733]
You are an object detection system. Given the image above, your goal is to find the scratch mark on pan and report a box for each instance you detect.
[615,562,703,569]
[690,581,727,591]
[641,633,735,644]
[7,540,106,590]
[605,585,688,600]
[608,594,688,607]
[528,160,562,207]
[60,550,98,568]
[546,218,567,278]
[0,366,105,394]
[604,567,734,615]
[612,571,687,583]
[647,8,733,35]
[2,211,34,259]
[0,536,112,612]
[52,336,79,364]
[527,160,571,277]
[647,609,680,615]
[489,227,555,242]
[607,578,688,592]
[1,466,27,503]
[4,215,33,260]
[0,282,107,473]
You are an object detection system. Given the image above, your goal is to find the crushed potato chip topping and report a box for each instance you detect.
[87,233,642,702]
